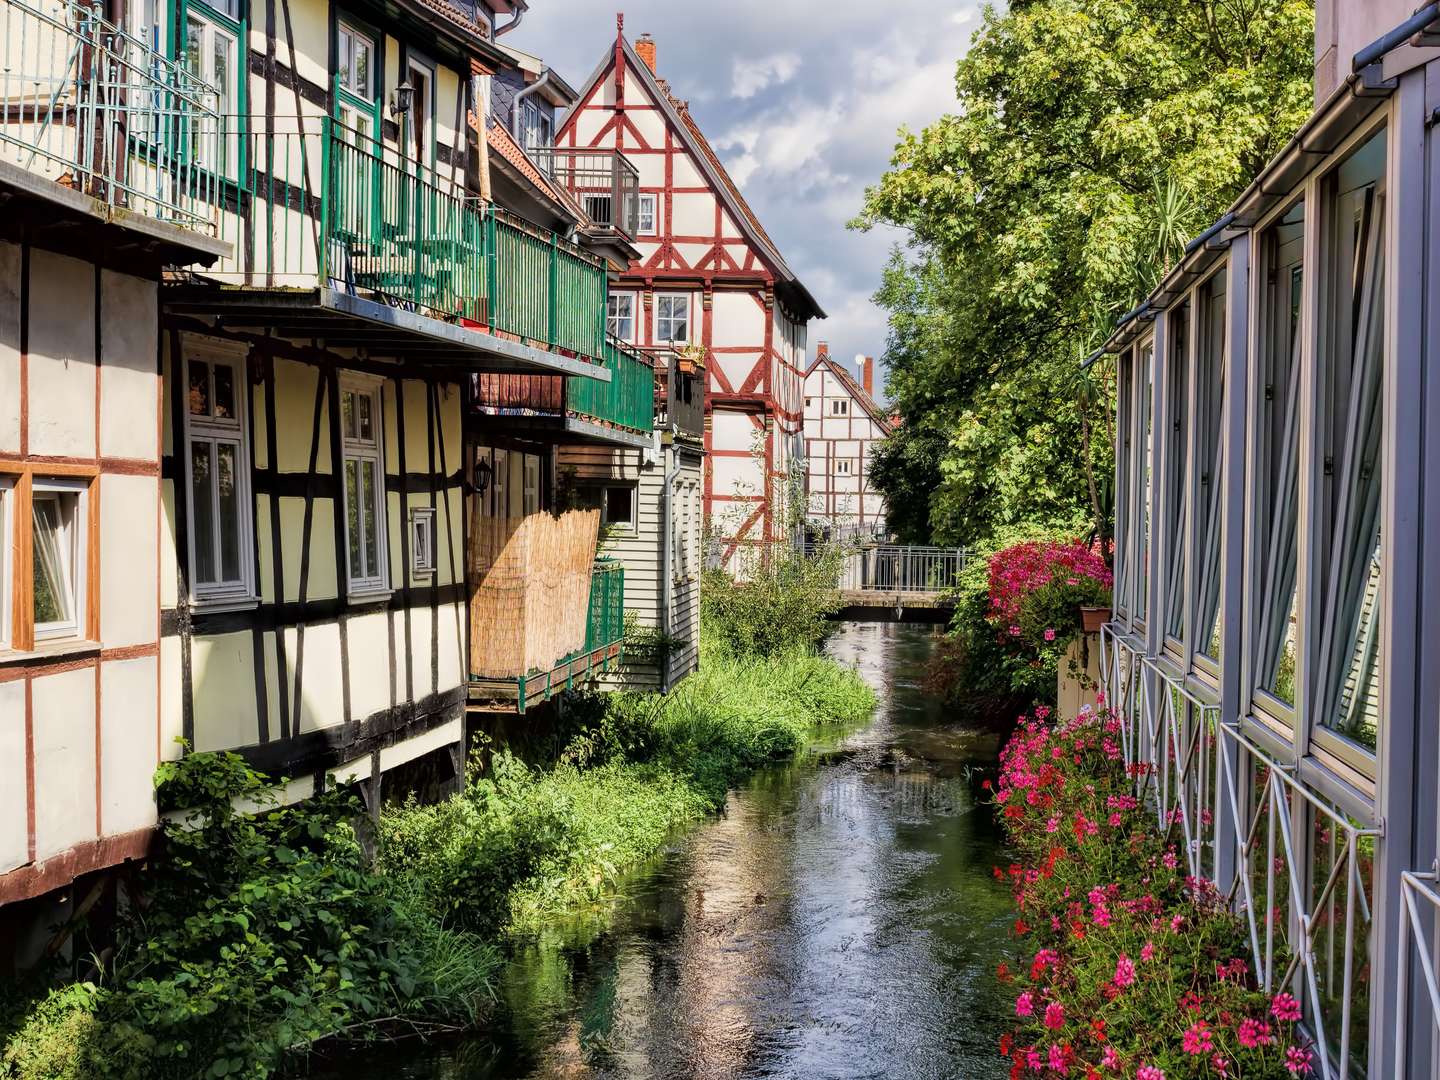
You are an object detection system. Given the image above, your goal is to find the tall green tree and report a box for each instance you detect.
[857,0,1313,548]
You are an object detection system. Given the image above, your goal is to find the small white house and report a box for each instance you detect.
[803,345,893,538]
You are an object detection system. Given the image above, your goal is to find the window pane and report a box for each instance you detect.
[191,441,217,585]
[1163,305,1189,643]
[213,362,235,420]
[342,391,356,440]
[1255,202,1304,707]
[1195,275,1226,661]
[338,30,352,92]
[216,442,241,583]
[345,458,362,577]
[354,38,370,97]
[360,459,378,579]
[605,486,633,525]
[357,393,373,442]
[1316,130,1386,753]
[188,359,211,416]
[32,493,75,626]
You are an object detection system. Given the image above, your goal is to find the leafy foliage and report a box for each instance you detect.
[993,705,1313,1076]
[987,539,1112,654]
[856,0,1313,547]
[2,752,499,1080]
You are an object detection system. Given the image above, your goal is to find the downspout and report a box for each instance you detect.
[659,442,682,693]
[494,7,523,37]
[512,68,555,145]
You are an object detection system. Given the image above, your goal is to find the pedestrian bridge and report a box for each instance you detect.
[822,545,968,621]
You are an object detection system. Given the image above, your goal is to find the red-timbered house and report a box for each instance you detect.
[558,19,824,569]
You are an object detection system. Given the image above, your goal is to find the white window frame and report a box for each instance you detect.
[409,507,437,577]
[831,399,849,416]
[836,458,853,476]
[0,477,12,650]
[340,375,390,597]
[522,454,541,517]
[637,193,657,235]
[183,339,256,608]
[337,22,375,100]
[30,478,88,643]
[183,10,239,172]
[601,484,636,532]
[656,293,690,345]
[607,292,636,343]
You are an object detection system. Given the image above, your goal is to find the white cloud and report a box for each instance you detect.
[731,51,801,99]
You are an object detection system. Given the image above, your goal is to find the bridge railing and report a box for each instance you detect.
[806,544,970,594]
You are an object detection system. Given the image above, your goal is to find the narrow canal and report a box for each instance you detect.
[348,621,1015,1079]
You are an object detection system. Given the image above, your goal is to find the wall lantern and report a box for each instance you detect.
[390,80,414,118]
[474,457,493,499]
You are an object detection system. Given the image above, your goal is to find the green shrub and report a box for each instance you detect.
[700,543,843,657]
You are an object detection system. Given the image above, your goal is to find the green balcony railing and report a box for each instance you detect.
[567,338,656,433]
[205,116,610,362]
[580,560,626,658]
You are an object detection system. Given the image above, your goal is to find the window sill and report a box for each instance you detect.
[348,587,394,607]
[0,639,102,666]
[191,595,261,615]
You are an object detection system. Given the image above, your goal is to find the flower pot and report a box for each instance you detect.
[1079,605,1111,634]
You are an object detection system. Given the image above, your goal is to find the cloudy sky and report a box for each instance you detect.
[509,1,983,395]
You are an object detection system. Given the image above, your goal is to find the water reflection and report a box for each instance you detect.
[328,623,1014,1080]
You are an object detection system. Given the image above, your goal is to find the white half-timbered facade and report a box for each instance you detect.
[803,346,892,537]
[559,22,824,570]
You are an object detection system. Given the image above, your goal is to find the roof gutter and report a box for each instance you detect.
[1353,2,1440,70]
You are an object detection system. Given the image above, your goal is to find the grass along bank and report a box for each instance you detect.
[380,638,877,936]
[2,635,874,1079]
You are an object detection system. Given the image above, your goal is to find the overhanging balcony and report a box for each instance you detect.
[0,0,231,264]
[529,147,641,239]
[161,115,611,380]
[472,335,656,449]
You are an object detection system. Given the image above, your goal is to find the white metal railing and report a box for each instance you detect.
[0,0,222,231]
[829,544,969,593]
[1099,622,1378,1080]
[1396,870,1440,1069]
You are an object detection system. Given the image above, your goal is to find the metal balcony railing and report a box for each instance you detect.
[646,346,704,438]
[0,0,222,232]
[473,335,655,436]
[192,116,609,361]
[528,146,641,239]
[1098,625,1378,1080]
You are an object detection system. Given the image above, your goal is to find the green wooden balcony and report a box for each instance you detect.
[197,116,610,364]
[568,338,656,433]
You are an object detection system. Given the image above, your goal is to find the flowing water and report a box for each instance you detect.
[339,621,1015,1079]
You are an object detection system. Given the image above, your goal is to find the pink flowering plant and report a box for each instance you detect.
[987,539,1112,656]
[990,703,1314,1078]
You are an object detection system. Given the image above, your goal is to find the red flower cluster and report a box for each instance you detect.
[987,539,1112,627]
[991,703,1316,1078]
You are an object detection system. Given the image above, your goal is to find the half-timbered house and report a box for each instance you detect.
[0,0,229,951]
[558,21,824,571]
[803,345,891,540]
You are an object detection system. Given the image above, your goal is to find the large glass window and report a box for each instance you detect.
[341,380,388,594]
[1163,305,1190,646]
[182,7,240,174]
[186,351,254,603]
[1194,274,1226,663]
[1114,350,1134,620]
[1313,129,1386,759]
[1136,340,1153,627]
[1254,200,1305,714]
[31,480,86,641]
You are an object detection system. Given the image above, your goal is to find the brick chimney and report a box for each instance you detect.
[816,340,829,360]
[861,356,875,397]
[635,33,657,74]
